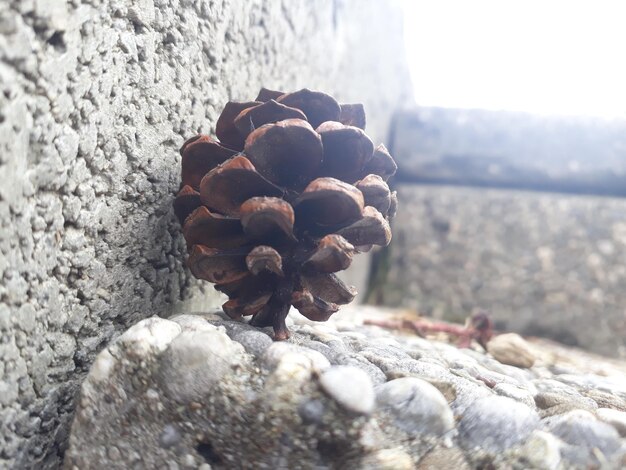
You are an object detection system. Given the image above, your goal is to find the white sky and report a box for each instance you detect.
[403,0,626,117]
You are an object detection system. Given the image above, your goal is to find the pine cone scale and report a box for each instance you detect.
[244,119,323,189]
[246,245,284,276]
[294,177,364,233]
[338,103,366,129]
[187,245,249,284]
[199,156,283,216]
[234,100,307,139]
[364,143,397,181]
[216,101,261,150]
[336,206,392,247]
[277,89,341,129]
[317,121,375,182]
[356,174,392,214]
[239,197,296,243]
[291,290,338,321]
[301,272,357,305]
[303,234,354,273]
[180,135,237,189]
[256,88,284,102]
[173,185,201,224]
[183,207,249,250]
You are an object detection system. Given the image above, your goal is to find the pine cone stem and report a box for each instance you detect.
[271,302,291,341]
[249,274,294,340]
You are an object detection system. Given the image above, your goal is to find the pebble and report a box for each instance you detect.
[582,388,626,412]
[159,424,181,448]
[360,448,415,470]
[263,342,330,371]
[232,330,273,357]
[360,343,411,363]
[319,366,375,414]
[534,390,598,417]
[447,375,493,414]
[519,430,562,470]
[458,396,539,451]
[332,352,387,385]
[156,327,244,402]
[388,360,452,382]
[417,446,470,470]
[119,317,182,357]
[597,407,626,437]
[493,382,536,408]
[375,377,454,436]
[545,410,623,458]
[487,333,537,368]
[297,399,326,425]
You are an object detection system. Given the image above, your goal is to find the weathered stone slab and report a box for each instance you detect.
[64,309,626,469]
[376,184,626,358]
[392,108,626,196]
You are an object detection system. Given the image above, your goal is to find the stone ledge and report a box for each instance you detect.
[377,184,626,358]
[391,107,626,197]
[65,307,626,469]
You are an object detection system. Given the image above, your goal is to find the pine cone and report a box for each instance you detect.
[174,88,398,340]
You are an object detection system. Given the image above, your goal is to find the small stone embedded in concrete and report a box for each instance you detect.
[157,325,244,403]
[458,396,540,452]
[447,374,493,415]
[375,377,454,436]
[597,408,626,437]
[534,390,598,417]
[232,329,273,357]
[333,352,387,385]
[319,366,375,415]
[298,399,326,425]
[493,382,536,408]
[263,342,330,371]
[545,410,623,458]
[584,388,626,412]
[423,378,457,403]
[519,430,562,470]
[360,448,415,470]
[159,424,181,448]
[119,316,182,358]
[417,446,471,470]
[487,333,537,368]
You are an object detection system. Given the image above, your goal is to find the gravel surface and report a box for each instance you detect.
[65,305,626,469]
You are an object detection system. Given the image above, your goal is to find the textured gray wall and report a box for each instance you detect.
[0,0,411,467]
[378,184,626,358]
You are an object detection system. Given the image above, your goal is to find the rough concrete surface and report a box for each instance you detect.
[64,308,626,469]
[0,0,412,467]
[377,184,626,358]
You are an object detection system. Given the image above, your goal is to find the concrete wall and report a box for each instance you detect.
[0,0,412,466]
[377,184,626,358]
[372,108,626,359]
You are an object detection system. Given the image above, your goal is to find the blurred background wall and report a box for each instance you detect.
[0,0,411,466]
[368,0,626,358]
[371,108,626,357]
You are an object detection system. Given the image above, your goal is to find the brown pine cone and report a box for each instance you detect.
[174,88,398,340]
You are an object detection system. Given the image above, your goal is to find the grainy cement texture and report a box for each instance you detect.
[0,0,412,467]
[377,184,626,358]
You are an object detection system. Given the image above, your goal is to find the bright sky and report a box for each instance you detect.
[403,0,626,117]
